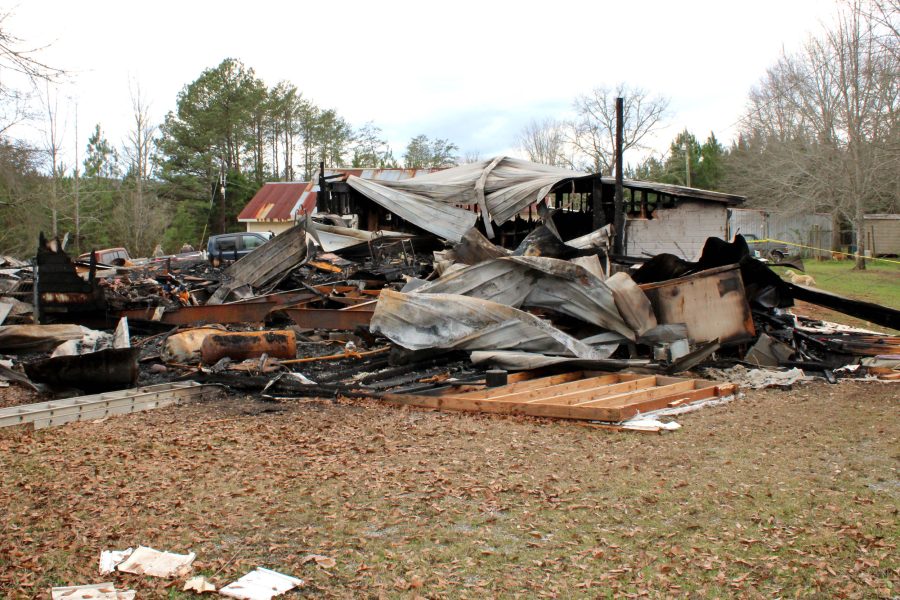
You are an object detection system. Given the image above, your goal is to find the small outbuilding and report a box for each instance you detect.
[237,182,315,235]
[863,214,900,257]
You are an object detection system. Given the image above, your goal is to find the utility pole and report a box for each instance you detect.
[613,97,625,255]
[684,131,692,188]
[74,103,80,254]
[219,163,227,234]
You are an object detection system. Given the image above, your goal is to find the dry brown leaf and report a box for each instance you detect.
[302,554,336,569]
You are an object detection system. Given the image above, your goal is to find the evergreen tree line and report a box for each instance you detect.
[0,57,462,256]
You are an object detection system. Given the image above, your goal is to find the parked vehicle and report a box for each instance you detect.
[207,232,270,266]
[742,234,792,260]
[77,247,132,266]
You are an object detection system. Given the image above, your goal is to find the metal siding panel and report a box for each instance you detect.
[770,213,831,247]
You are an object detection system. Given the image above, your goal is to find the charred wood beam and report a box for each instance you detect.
[591,176,605,230]
[787,283,900,331]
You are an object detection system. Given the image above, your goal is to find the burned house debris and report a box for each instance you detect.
[0,156,896,433]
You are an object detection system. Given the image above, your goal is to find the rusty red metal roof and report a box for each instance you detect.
[237,182,315,222]
[240,170,441,223]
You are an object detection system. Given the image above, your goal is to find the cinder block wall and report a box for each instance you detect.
[625,201,727,260]
[245,221,293,235]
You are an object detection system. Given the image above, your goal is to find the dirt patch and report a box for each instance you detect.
[0,382,897,598]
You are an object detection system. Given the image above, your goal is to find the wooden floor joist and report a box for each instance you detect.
[383,372,736,423]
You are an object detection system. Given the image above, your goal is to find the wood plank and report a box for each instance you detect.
[575,380,697,408]
[442,370,539,395]
[486,374,636,404]
[523,376,659,405]
[451,371,585,399]
[453,373,647,403]
[612,386,725,421]
[383,379,737,423]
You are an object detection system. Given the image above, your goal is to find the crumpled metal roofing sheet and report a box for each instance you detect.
[346,175,478,242]
[370,289,609,358]
[413,255,634,339]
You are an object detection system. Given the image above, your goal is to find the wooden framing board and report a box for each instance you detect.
[440,371,584,398]
[382,372,736,423]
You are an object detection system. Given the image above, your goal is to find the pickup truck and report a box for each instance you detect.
[77,247,132,266]
[743,234,791,260]
[206,232,272,266]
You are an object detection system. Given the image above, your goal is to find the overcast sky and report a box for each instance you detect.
[7,0,841,171]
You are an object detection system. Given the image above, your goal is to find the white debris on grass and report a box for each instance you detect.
[619,418,682,432]
[618,393,741,431]
[99,547,133,574]
[704,365,808,389]
[219,567,303,600]
[183,575,217,593]
[114,545,195,578]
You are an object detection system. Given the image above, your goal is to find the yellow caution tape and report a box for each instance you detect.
[745,238,900,265]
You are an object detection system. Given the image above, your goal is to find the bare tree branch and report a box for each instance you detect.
[570,83,669,174]
[517,118,570,168]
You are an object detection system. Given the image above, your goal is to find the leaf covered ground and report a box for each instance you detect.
[0,381,897,599]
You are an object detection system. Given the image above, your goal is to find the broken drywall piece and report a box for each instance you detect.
[99,547,133,574]
[51,328,114,357]
[115,545,195,578]
[605,272,657,337]
[113,316,130,349]
[619,417,682,432]
[744,332,794,367]
[50,582,135,600]
[183,575,217,593]
[219,567,303,600]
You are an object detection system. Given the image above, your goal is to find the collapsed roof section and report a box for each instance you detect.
[343,157,585,242]
[332,157,744,243]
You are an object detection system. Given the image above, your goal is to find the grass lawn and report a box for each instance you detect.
[1,384,897,598]
[771,259,900,309]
